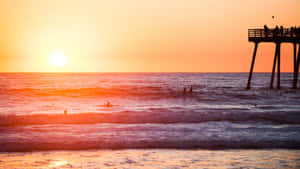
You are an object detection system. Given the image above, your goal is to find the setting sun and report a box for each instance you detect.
[49,52,67,67]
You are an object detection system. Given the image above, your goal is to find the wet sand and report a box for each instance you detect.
[0,149,299,169]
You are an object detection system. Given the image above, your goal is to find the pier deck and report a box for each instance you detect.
[248,28,300,43]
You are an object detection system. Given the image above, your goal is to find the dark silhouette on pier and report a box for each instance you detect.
[246,25,300,89]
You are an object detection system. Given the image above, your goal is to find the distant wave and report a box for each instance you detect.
[3,84,300,101]
[1,110,300,126]
[2,86,190,99]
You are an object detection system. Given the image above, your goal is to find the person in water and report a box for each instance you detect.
[105,101,112,107]
[183,86,193,95]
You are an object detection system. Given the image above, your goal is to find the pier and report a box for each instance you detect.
[246,26,300,89]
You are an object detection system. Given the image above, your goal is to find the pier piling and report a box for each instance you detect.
[293,43,297,89]
[270,44,278,89]
[277,43,281,89]
[294,44,300,88]
[246,43,258,89]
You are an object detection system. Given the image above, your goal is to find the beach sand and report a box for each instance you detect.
[0,149,299,169]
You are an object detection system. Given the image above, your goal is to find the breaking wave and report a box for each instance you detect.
[1,122,300,152]
[1,110,300,126]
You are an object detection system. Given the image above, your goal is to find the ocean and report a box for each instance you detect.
[0,73,300,168]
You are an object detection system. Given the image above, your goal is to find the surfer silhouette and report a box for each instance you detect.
[183,87,187,95]
[105,101,112,107]
[183,86,193,95]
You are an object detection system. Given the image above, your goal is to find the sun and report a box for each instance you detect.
[49,52,67,67]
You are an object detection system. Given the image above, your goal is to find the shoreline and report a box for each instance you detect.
[1,149,299,169]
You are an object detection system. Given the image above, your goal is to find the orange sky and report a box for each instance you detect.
[0,0,299,72]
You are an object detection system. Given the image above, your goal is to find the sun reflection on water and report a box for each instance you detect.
[49,160,68,167]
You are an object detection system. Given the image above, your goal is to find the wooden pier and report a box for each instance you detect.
[246,26,300,89]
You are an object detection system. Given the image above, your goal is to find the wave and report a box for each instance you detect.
[1,122,300,152]
[2,86,191,99]
[1,110,300,126]
[2,139,300,152]
[3,84,300,102]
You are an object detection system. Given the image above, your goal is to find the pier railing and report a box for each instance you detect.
[248,28,300,43]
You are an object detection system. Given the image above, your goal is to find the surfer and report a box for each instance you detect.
[105,101,112,107]
[98,101,119,108]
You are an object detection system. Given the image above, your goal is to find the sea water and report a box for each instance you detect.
[1,73,300,150]
[0,73,300,168]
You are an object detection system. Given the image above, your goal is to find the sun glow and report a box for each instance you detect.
[49,52,67,67]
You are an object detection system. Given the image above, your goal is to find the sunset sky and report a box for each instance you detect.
[0,0,299,72]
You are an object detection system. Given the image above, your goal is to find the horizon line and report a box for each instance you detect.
[0,71,296,74]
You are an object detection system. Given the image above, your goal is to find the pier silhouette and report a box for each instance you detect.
[246,25,300,89]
